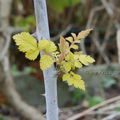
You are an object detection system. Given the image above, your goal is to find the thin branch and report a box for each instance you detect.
[86,111,118,116]
[86,5,104,28]
[101,19,113,50]
[85,5,112,64]
[101,0,113,16]
[0,26,23,61]
[1,55,45,120]
[92,31,110,64]
[32,25,72,42]
[0,33,11,61]
[51,25,72,41]
[98,102,120,112]
[67,95,120,120]
[102,112,120,120]
[101,0,120,63]
[80,5,104,54]
[101,0,120,28]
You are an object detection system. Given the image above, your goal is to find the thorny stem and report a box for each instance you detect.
[33,0,59,120]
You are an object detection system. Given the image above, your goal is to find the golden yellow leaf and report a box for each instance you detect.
[74,61,82,68]
[38,40,57,53]
[40,55,54,70]
[70,45,79,50]
[62,61,72,72]
[65,37,73,43]
[71,33,77,39]
[62,72,85,90]
[59,36,69,53]
[77,29,93,40]
[13,32,39,60]
[25,49,39,60]
[38,40,49,51]
[79,54,95,65]
[45,41,57,53]
[13,32,38,52]
[65,52,74,61]
[62,73,71,82]
[86,55,95,63]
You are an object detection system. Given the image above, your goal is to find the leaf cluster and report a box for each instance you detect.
[13,29,95,90]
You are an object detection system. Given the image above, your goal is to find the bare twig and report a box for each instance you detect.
[101,0,120,28]
[101,0,113,16]
[86,5,104,28]
[80,5,104,55]
[51,25,72,41]
[85,4,113,64]
[8,26,23,33]
[1,55,45,120]
[0,33,11,61]
[0,26,23,61]
[98,101,120,112]
[92,31,110,64]
[87,111,118,116]
[102,112,120,120]
[101,19,113,50]
[67,95,120,120]
[101,0,120,63]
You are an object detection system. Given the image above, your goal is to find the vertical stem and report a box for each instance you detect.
[117,29,120,63]
[33,0,59,120]
[0,0,12,29]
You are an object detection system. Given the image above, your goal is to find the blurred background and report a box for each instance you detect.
[0,0,120,120]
